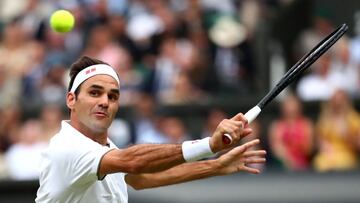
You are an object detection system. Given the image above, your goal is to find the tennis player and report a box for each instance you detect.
[36,56,266,203]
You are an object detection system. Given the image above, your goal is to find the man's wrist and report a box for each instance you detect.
[182,137,215,162]
[209,136,222,153]
[208,159,223,176]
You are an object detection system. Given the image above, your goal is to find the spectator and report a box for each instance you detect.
[0,65,19,109]
[38,63,68,105]
[152,36,206,104]
[0,106,20,179]
[161,71,206,104]
[133,93,168,144]
[297,53,338,101]
[4,119,47,180]
[0,20,33,108]
[207,15,256,95]
[125,2,163,62]
[113,46,144,106]
[108,118,132,148]
[15,0,51,39]
[21,40,47,107]
[313,89,360,172]
[293,7,334,58]
[329,38,360,97]
[0,0,28,23]
[43,28,70,68]
[0,106,22,152]
[0,153,9,180]
[158,116,189,143]
[83,24,122,67]
[38,104,63,143]
[202,109,227,138]
[269,94,314,170]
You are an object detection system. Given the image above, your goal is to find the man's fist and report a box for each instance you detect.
[210,113,252,152]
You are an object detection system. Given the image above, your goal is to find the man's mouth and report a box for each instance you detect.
[94,111,108,118]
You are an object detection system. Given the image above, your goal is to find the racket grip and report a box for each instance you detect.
[222,106,261,145]
[244,106,261,124]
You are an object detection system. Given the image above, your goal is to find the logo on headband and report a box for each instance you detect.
[85,68,97,75]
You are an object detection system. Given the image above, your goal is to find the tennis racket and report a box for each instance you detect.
[223,23,348,145]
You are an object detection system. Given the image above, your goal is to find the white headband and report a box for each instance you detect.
[69,64,120,93]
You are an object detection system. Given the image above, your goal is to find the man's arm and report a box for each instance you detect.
[125,139,266,190]
[99,144,183,175]
[99,113,252,176]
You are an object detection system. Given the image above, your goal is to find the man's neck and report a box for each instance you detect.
[69,120,109,146]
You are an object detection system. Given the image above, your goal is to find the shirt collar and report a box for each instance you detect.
[60,120,113,148]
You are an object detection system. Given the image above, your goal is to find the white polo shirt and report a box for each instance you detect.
[36,121,128,203]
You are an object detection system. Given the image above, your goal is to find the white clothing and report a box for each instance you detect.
[297,74,336,101]
[5,142,47,180]
[36,121,128,203]
[329,59,360,96]
[135,119,170,144]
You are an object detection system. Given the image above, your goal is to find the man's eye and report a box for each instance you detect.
[89,90,99,96]
[108,94,119,101]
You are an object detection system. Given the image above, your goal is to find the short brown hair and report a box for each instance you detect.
[67,56,110,95]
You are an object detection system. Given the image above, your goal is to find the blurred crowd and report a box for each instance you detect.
[0,0,359,181]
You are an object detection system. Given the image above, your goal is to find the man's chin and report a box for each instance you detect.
[90,121,110,133]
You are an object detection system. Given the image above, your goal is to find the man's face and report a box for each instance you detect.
[70,74,120,134]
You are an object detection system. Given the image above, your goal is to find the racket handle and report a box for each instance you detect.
[222,106,261,145]
[244,106,261,124]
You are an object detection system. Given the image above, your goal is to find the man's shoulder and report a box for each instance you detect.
[48,129,108,155]
[48,132,72,148]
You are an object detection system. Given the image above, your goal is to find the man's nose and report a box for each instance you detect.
[98,94,109,108]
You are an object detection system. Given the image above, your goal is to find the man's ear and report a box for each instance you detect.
[66,92,76,110]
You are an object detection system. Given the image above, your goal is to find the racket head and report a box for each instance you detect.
[257,23,348,109]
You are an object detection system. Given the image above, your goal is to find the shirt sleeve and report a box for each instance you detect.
[53,143,112,188]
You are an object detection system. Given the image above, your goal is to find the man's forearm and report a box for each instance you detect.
[125,160,219,190]
[125,139,266,190]
[100,144,185,175]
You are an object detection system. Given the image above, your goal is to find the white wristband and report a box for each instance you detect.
[182,137,215,162]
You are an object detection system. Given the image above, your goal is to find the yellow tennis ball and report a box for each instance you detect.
[50,10,75,33]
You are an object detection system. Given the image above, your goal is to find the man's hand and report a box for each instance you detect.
[210,113,252,152]
[214,139,266,175]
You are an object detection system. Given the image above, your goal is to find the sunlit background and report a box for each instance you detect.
[0,0,359,202]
